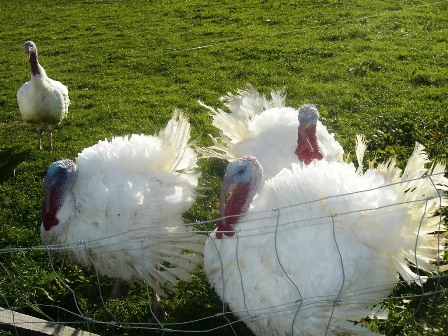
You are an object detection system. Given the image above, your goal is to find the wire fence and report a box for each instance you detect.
[1,0,447,334]
[0,169,446,336]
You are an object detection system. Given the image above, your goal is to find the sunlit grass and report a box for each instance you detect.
[0,0,447,335]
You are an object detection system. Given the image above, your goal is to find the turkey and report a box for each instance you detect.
[204,149,447,335]
[198,84,344,179]
[41,111,205,316]
[17,41,69,151]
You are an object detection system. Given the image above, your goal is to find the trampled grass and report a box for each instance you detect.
[0,0,447,335]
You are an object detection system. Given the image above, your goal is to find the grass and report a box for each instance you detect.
[0,0,447,335]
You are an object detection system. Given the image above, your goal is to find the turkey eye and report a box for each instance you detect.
[55,169,66,177]
[237,168,245,175]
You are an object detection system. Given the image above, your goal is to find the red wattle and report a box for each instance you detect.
[216,182,251,239]
[29,50,40,76]
[42,206,59,231]
[295,124,323,165]
[41,185,60,231]
[216,219,235,239]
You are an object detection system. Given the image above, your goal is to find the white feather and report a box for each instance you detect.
[204,145,447,335]
[198,84,344,179]
[41,112,205,296]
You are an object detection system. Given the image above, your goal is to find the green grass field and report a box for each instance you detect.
[0,0,447,335]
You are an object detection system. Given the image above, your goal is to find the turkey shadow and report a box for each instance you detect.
[0,146,32,183]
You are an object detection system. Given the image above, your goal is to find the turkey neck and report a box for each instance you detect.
[221,182,252,226]
[29,49,40,76]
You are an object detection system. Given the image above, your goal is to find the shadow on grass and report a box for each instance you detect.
[0,146,32,183]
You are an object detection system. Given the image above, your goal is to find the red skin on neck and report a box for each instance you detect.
[216,182,250,239]
[295,123,323,165]
[29,49,40,76]
[215,121,323,238]
[41,184,60,231]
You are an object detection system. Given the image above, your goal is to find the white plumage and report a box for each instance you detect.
[41,112,205,298]
[17,41,69,151]
[199,84,344,179]
[204,144,447,335]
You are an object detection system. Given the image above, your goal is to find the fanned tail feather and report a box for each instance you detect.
[198,100,250,143]
[196,134,235,160]
[370,157,402,183]
[383,144,446,283]
[220,85,265,116]
[355,134,368,174]
[356,141,447,285]
[269,87,287,108]
[197,84,287,159]
[157,110,198,174]
[142,271,168,296]
[401,143,430,184]
[141,231,206,297]
[398,156,448,282]
[220,83,285,115]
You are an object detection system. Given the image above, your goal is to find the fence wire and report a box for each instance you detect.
[0,169,446,335]
[1,1,447,334]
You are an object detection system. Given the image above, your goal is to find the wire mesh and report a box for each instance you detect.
[0,170,446,336]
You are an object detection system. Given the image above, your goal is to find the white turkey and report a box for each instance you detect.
[199,84,344,179]
[17,40,69,151]
[41,111,205,316]
[204,149,447,335]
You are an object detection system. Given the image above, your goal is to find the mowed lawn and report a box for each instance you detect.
[0,0,447,335]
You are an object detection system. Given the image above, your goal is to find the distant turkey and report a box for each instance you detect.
[199,84,343,179]
[204,148,447,335]
[17,41,69,151]
[41,111,205,316]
